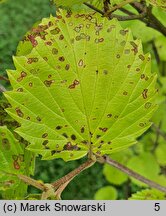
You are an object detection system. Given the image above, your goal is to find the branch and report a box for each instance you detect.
[52,158,95,188]
[101,155,166,193]
[0,75,9,82]
[83,2,104,15]
[0,84,7,93]
[83,1,166,36]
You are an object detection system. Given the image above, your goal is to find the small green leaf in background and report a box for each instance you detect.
[127,152,161,187]
[5,10,157,162]
[103,150,132,185]
[155,141,166,166]
[129,188,166,200]
[94,186,118,200]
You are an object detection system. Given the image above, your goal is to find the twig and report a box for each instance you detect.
[107,0,134,14]
[0,75,9,82]
[52,159,95,188]
[0,84,7,92]
[84,1,166,36]
[109,12,146,21]
[17,174,46,191]
[102,155,166,193]
[83,2,104,15]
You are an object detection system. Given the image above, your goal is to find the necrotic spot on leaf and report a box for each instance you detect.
[21,71,27,77]
[17,88,23,92]
[139,123,145,127]
[56,125,62,130]
[42,140,49,146]
[13,160,20,170]
[44,80,55,87]
[62,133,68,138]
[50,27,60,35]
[15,108,24,117]
[81,126,85,133]
[36,116,42,121]
[68,79,80,89]
[59,34,64,40]
[145,102,152,109]
[142,89,148,99]
[29,82,33,87]
[2,138,10,150]
[139,54,145,61]
[123,91,128,96]
[59,56,65,61]
[99,127,108,132]
[65,64,70,70]
[71,134,76,140]
[107,114,112,118]
[52,48,58,55]
[42,133,48,138]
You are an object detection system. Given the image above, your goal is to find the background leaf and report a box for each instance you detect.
[94,186,118,200]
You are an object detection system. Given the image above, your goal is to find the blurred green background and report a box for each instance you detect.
[0,0,166,200]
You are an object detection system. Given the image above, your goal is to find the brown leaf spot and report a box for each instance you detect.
[2,138,10,150]
[107,114,112,118]
[139,122,145,127]
[42,140,48,146]
[62,133,68,138]
[81,126,85,133]
[42,133,48,138]
[17,88,23,92]
[68,79,80,89]
[99,127,108,132]
[36,116,42,122]
[50,27,60,35]
[116,54,120,58]
[21,71,27,77]
[45,41,52,46]
[123,91,128,96]
[15,108,24,117]
[52,48,58,55]
[142,89,148,99]
[56,125,62,130]
[145,102,152,109]
[44,80,55,87]
[65,64,70,70]
[141,74,145,79]
[59,56,65,62]
[59,34,64,40]
[139,54,145,61]
[13,161,20,170]
[78,59,84,67]
[130,41,138,55]
[71,134,76,140]
[29,82,33,87]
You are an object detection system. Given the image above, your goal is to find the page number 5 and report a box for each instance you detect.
[154,203,160,211]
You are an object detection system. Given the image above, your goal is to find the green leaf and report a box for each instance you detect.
[147,0,166,10]
[103,149,132,185]
[127,152,160,187]
[5,10,157,162]
[0,126,34,199]
[129,189,166,200]
[155,36,166,61]
[155,141,166,166]
[94,186,118,200]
